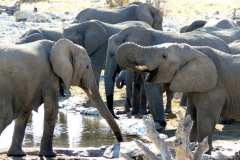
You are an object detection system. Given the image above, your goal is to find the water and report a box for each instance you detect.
[0,98,117,150]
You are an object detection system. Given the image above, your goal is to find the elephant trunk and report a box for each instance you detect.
[116,42,157,72]
[82,71,123,142]
[104,45,121,116]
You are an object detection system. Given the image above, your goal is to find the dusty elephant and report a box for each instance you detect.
[116,42,240,153]
[63,20,150,117]
[229,40,240,54]
[180,20,207,33]
[116,70,147,115]
[63,20,150,85]
[0,38,122,157]
[74,3,163,30]
[180,19,238,33]
[106,26,230,129]
[16,28,63,44]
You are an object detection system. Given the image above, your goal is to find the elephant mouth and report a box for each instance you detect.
[146,67,158,82]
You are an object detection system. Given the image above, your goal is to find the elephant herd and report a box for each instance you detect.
[1,1,240,157]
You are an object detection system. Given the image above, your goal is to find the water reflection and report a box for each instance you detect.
[0,102,116,149]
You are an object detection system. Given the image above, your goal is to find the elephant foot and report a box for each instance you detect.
[116,109,130,115]
[130,109,139,115]
[7,148,26,157]
[155,120,166,133]
[165,109,173,114]
[134,114,143,119]
[219,117,235,125]
[39,150,56,157]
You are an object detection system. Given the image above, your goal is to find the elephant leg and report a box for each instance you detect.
[180,93,188,106]
[94,69,102,88]
[144,82,166,132]
[39,90,58,157]
[131,80,140,115]
[138,83,147,115]
[164,84,173,114]
[193,88,225,153]
[7,111,31,156]
[186,100,197,142]
[0,101,14,135]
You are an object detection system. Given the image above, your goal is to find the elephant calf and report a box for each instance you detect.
[0,39,122,157]
[116,42,240,153]
[116,70,147,115]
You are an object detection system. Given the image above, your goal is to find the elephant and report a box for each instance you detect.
[63,20,150,117]
[0,38,122,157]
[106,26,230,129]
[74,3,163,30]
[115,70,147,115]
[180,20,207,33]
[197,27,240,44]
[229,40,240,54]
[115,42,240,153]
[180,19,238,33]
[16,28,63,44]
[63,20,150,85]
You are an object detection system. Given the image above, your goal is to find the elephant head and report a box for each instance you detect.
[50,38,123,142]
[63,20,108,56]
[136,3,163,30]
[116,42,218,93]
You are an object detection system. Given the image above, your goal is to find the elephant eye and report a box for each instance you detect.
[162,54,167,59]
[86,65,89,69]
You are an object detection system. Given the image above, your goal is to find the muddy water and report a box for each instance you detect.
[0,97,120,150]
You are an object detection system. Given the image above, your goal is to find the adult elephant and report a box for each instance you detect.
[180,20,207,33]
[16,28,63,44]
[180,19,238,33]
[63,20,150,117]
[0,38,122,157]
[106,26,230,129]
[116,42,240,153]
[229,40,240,54]
[197,27,240,44]
[74,3,163,30]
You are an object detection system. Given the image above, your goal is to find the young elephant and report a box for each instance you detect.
[0,39,122,157]
[74,3,163,30]
[105,26,230,129]
[115,70,147,115]
[116,42,240,152]
[16,28,63,44]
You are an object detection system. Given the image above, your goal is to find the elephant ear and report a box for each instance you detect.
[50,38,77,90]
[136,4,154,26]
[84,21,108,56]
[170,46,218,93]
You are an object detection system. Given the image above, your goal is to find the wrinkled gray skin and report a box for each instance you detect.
[181,19,237,33]
[204,19,238,29]
[74,3,163,30]
[197,27,240,44]
[63,20,150,117]
[0,39,122,157]
[115,70,147,115]
[106,26,230,128]
[181,19,240,44]
[229,40,240,54]
[16,28,63,44]
[116,42,240,153]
